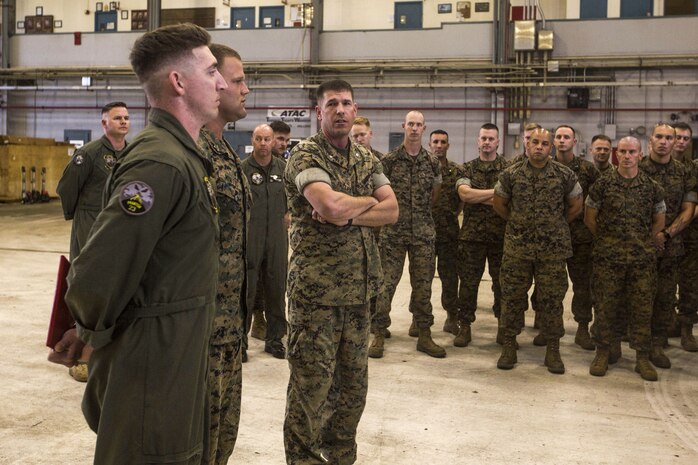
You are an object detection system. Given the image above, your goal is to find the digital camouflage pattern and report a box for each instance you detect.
[198,127,251,465]
[432,160,464,315]
[639,156,697,341]
[283,131,387,465]
[284,133,385,305]
[284,301,370,465]
[586,169,665,349]
[678,160,698,324]
[495,159,581,260]
[57,135,126,260]
[380,145,442,243]
[507,152,527,167]
[372,241,436,331]
[557,156,599,244]
[455,155,508,323]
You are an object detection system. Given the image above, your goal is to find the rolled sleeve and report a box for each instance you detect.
[585,196,600,210]
[456,177,471,188]
[494,180,510,199]
[372,172,390,189]
[295,167,332,193]
[684,190,698,204]
[568,182,583,199]
[433,173,443,186]
[654,200,667,214]
[76,322,116,350]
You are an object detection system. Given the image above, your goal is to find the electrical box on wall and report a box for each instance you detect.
[567,88,589,109]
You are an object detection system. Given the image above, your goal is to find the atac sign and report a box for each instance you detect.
[267,108,311,122]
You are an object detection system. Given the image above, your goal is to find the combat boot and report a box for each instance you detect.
[408,319,418,337]
[609,339,622,364]
[544,339,565,374]
[635,351,658,381]
[368,334,384,359]
[532,331,546,346]
[496,322,519,348]
[443,313,459,335]
[250,309,267,340]
[453,323,471,347]
[574,322,595,350]
[371,328,391,339]
[650,341,671,368]
[680,323,698,352]
[497,335,517,370]
[589,346,609,377]
[416,328,446,358]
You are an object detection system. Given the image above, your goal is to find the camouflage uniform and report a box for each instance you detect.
[455,155,507,323]
[433,160,464,318]
[373,145,442,332]
[198,128,250,465]
[56,135,126,260]
[283,132,388,465]
[556,156,599,325]
[586,170,665,351]
[597,163,615,174]
[639,157,697,342]
[507,152,527,167]
[495,160,581,340]
[678,159,698,325]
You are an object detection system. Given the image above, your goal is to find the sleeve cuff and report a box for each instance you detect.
[372,172,390,189]
[568,182,583,199]
[433,174,443,186]
[654,200,667,214]
[585,196,599,209]
[494,181,510,199]
[295,167,332,193]
[76,322,115,350]
[455,178,471,188]
[684,191,698,204]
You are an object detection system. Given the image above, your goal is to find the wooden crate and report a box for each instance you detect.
[0,138,75,202]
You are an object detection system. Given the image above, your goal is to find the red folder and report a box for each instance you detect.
[46,255,74,348]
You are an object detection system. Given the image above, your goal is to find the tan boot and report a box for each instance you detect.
[443,313,459,335]
[408,319,418,337]
[416,328,446,358]
[680,323,698,352]
[368,334,385,359]
[609,339,622,364]
[589,346,609,377]
[650,341,671,368]
[496,321,519,348]
[497,335,517,369]
[544,339,565,374]
[574,322,595,350]
[635,351,658,381]
[250,309,267,340]
[453,323,471,347]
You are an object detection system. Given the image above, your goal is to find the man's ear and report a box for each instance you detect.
[168,71,186,96]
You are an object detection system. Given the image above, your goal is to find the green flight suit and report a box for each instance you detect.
[66,109,219,465]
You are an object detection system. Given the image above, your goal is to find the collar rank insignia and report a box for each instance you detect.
[251,173,264,185]
[204,176,219,215]
[119,181,154,215]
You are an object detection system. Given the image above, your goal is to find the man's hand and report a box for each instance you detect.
[312,209,349,227]
[653,231,666,252]
[48,328,92,367]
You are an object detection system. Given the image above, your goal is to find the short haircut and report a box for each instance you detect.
[209,43,241,68]
[130,23,211,86]
[270,120,291,134]
[652,122,675,136]
[101,101,127,115]
[316,79,354,103]
[480,123,499,134]
[430,129,448,139]
[591,134,612,144]
[353,116,371,127]
[524,122,542,132]
[673,121,693,136]
[555,124,576,136]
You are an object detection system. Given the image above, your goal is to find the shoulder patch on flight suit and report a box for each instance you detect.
[119,181,155,215]
[251,173,264,185]
[73,154,84,165]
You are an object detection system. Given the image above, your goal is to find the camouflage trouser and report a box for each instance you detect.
[372,241,435,331]
[678,241,698,324]
[284,300,370,465]
[591,260,655,352]
[456,240,503,323]
[567,241,593,324]
[203,337,243,465]
[652,255,680,340]
[435,240,460,315]
[500,255,568,340]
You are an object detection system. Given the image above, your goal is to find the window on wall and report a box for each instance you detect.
[580,0,608,19]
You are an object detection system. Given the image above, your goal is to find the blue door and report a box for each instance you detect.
[95,11,118,32]
[620,0,653,17]
[395,2,423,29]
[259,6,284,28]
[580,0,608,18]
[231,7,254,29]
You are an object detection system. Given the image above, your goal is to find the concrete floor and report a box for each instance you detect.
[1,201,697,465]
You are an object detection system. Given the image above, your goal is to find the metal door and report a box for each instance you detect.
[259,6,284,29]
[580,0,608,19]
[222,131,253,160]
[394,2,423,29]
[94,11,118,32]
[620,0,654,17]
[64,130,92,147]
[231,7,254,30]
[388,132,404,152]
